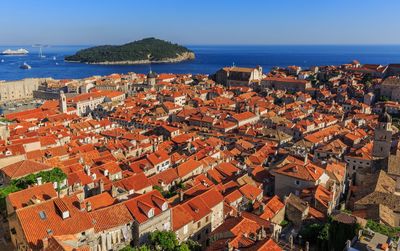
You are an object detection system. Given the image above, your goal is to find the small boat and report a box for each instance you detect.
[53,56,56,60]
[20,62,32,69]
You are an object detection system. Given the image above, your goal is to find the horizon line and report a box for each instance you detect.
[1,43,400,47]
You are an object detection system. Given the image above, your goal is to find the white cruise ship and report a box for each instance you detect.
[1,48,29,55]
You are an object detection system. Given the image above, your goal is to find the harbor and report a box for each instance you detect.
[0,99,43,115]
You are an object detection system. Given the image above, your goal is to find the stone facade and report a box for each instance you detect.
[134,208,171,245]
[215,66,263,87]
[0,78,42,103]
[261,77,311,92]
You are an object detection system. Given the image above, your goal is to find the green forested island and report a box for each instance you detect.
[65,37,195,64]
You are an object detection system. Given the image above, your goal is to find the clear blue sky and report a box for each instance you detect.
[1,0,400,45]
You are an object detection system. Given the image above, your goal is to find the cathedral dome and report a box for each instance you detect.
[147,70,157,79]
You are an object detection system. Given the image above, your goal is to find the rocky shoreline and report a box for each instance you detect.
[66,52,195,65]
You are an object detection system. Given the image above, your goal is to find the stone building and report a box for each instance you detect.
[380,77,400,101]
[285,193,309,228]
[372,109,393,159]
[261,77,311,92]
[124,190,172,245]
[214,66,263,87]
[0,78,41,103]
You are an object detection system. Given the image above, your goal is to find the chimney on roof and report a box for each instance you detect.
[36,177,42,185]
[111,185,118,198]
[305,241,310,251]
[346,240,352,249]
[289,235,294,250]
[84,165,91,176]
[303,153,309,165]
[179,189,184,202]
[42,237,49,249]
[99,179,104,194]
[30,195,41,205]
[227,242,233,251]
[78,197,85,211]
[86,201,92,212]
[256,226,264,241]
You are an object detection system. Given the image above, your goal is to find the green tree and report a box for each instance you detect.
[65,37,193,63]
[0,184,21,211]
[120,246,135,251]
[361,74,372,85]
[185,239,201,251]
[366,220,400,240]
[300,223,325,244]
[133,245,152,251]
[176,243,190,251]
[328,217,360,251]
[153,185,163,193]
[317,223,330,250]
[379,96,390,102]
[0,168,67,212]
[149,230,179,251]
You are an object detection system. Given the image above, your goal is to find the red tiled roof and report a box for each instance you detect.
[16,195,93,249]
[124,190,169,224]
[239,184,262,201]
[260,195,284,221]
[232,111,257,122]
[147,150,169,166]
[172,205,194,231]
[83,192,115,211]
[149,168,179,187]
[111,172,151,192]
[274,161,324,182]
[258,239,282,251]
[176,159,202,178]
[1,160,53,180]
[181,196,211,222]
[7,183,57,210]
[88,203,132,232]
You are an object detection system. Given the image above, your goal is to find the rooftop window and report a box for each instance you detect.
[39,211,47,220]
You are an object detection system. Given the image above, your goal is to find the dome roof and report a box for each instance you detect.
[147,70,157,79]
[378,108,392,123]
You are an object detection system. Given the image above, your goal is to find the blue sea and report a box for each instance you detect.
[1,45,400,81]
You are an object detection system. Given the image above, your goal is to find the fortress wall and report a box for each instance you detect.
[0,78,45,103]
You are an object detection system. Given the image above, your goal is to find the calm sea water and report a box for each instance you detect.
[1,45,400,81]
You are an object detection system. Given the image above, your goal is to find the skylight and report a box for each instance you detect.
[39,211,47,220]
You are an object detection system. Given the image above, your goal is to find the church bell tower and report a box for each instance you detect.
[59,91,67,113]
[372,107,392,158]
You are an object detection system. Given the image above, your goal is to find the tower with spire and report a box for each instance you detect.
[147,65,157,89]
[372,107,392,159]
[59,91,67,113]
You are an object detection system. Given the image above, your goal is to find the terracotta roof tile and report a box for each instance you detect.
[1,160,53,180]
[7,183,58,210]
